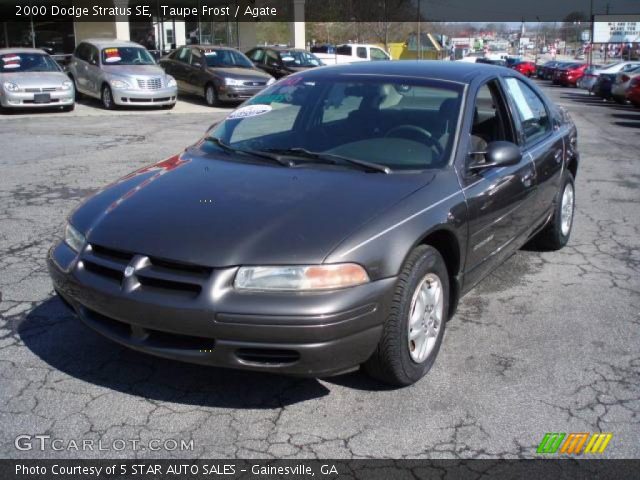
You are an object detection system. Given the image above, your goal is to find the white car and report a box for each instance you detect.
[311,44,390,65]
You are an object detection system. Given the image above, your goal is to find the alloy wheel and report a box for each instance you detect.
[407,273,444,363]
[560,182,574,236]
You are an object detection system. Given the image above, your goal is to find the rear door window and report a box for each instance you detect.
[503,77,551,145]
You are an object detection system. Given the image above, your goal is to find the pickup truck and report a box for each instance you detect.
[310,44,391,65]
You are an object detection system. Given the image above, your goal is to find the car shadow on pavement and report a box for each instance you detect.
[18,296,346,407]
[611,112,640,121]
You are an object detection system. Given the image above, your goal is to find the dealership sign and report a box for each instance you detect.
[593,15,640,43]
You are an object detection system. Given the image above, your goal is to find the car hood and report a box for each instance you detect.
[101,65,166,77]
[0,71,69,87]
[208,67,271,81]
[71,146,433,267]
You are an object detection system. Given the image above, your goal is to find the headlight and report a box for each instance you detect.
[109,79,130,89]
[64,223,86,253]
[3,82,19,92]
[224,77,245,86]
[234,264,370,291]
[60,80,72,91]
[167,76,177,88]
[266,77,276,85]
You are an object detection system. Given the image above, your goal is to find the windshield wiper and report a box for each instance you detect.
[205,136,292,167]
[261,147,391,174]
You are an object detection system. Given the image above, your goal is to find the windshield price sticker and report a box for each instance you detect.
[2,55,21,68]
[227,104,272,120]
[104,48,122,63]
[205,51,218,56]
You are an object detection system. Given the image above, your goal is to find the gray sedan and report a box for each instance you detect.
[0,48,75,111]
[67,39,177,110]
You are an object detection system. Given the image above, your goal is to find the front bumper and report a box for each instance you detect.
[0,89,74,108]
[111,86,177,106]
[218,84,266,102]
[48,241,394,377]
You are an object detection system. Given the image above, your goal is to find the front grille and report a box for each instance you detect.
[24,87,57,93]
[137,78,162,90]
[242,81,266,87]
[81,243,212,299]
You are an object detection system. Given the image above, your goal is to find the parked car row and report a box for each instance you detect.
[1,40,329,113]
[534,58,640,108]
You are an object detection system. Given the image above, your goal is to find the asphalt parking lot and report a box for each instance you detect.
[0,83,638,459]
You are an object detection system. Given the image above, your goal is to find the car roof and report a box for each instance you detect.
[188,45,237,51]
[80,38,144,49]
[297,60,509,84]
[260,46,306,52]
[0,48,50,55]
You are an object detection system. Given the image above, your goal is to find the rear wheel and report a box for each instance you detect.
[62,104,75,112]
[101,84,115,110]
[533,173,575,250]
[363,245,449,387]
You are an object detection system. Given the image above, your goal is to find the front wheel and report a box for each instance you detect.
[205,84,220,107]
[101,84,115,110]
[533,173,575,250]
[363,245,449,387]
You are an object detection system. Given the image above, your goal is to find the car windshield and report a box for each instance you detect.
[0,53,60,73]
[101,47,155,65]
[209,75,464,171]
[204,49,253,68]
[279,50,322,67]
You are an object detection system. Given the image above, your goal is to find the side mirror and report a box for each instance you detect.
[468,141,521,171]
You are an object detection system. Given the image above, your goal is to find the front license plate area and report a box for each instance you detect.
[33,93,51,103]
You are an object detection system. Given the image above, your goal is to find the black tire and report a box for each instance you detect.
[162,103,175,110]
[363,245,449,387]
[62,104,75,112]
[204,83,220,107]
[101,84,115,110]
[532,173,575,250]
[613,96,626,105]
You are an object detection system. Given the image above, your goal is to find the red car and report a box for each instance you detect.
[558,64,588,87]
[512,61,536,77]
[627,77,640,107]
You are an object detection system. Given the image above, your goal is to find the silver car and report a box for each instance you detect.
[0,48,75,111]
[68,39,177,110]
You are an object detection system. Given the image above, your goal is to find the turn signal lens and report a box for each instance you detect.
[234,264,370,291]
